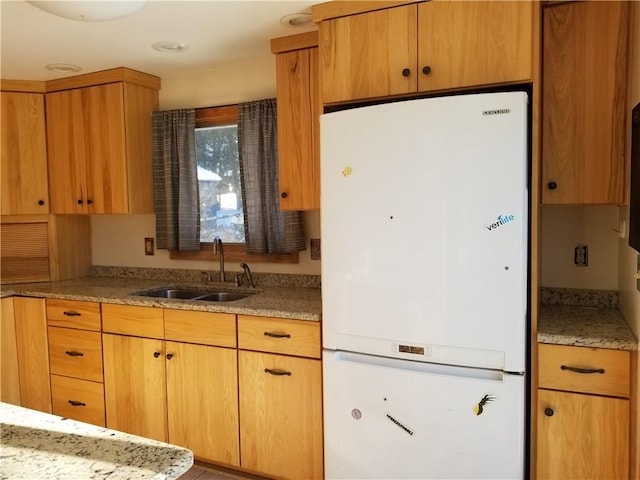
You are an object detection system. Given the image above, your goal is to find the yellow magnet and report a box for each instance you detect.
[342,166,352,177]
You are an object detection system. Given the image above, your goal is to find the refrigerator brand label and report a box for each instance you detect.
[398,345,425,355]
[486,214,515,232]
[482,108,511,116]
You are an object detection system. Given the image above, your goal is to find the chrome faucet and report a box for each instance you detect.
[240,262,256,288]
[212,236,225,282]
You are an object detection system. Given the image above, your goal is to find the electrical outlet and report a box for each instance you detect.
[574,244,588,266]
[144,237,155,256]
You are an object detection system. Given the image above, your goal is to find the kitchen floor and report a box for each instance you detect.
[179,462,272,480]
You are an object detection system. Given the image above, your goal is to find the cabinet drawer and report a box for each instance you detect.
[164,309,236,348]
[51,374,105,427]
[46,299,101,331]
[538,343,630,398]
[48,327,103,382]
[238,315,320,359]
[102,304,164,339]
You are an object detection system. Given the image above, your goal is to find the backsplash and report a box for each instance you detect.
[540,287,618,308]
[90,266,321,289]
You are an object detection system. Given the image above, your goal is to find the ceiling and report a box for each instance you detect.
[0,0,322,82]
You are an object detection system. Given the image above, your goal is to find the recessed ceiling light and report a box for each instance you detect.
[27,1,146,22]
[45,63,82,73]
[152,41,190,54]
[280,13,314,28]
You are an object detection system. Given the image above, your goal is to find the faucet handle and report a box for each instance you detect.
[234,273,245,287]
[200,271,212,282]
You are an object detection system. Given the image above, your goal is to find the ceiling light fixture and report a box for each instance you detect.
[152,41,190,54]
[280,13,314,28]
[27,1,146,22]
[45,63,82,73]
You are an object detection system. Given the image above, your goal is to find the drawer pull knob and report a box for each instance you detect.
[63,311,81,317]
[166,353,174,360]
[264,331,291,339]
[561,365,605,374]
[153,352,161,358]
[544,407,554,417]
[68,400,86,407]
[264,368,291,376]
[65,351,84,357]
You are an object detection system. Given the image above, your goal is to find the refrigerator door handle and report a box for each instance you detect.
[333,350,508,382]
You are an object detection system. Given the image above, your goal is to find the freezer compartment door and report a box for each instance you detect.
[320,91,528,372]
[323,350,525,479]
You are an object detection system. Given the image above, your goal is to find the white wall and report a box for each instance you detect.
[91,58,322,275]
[540,206,621,290]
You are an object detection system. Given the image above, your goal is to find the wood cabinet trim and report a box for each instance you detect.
[101,304,164,339]
[312,0,419,22]
[45,67,160,93]
[164,309,237,348]
[1,80,46,93]
[271,31,318,54]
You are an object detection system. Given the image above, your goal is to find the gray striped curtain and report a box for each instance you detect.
[152,109,201,251]
[238,99,305,254]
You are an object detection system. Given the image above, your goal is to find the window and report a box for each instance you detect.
[169,105,298,264]
[195,119,244,243]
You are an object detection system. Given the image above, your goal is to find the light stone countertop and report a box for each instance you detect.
[0,276,321,321]
[538,304,637,351]
[0,402,193,480]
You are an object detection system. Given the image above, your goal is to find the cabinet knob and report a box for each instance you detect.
[401,68,411,77]
[422,65,432,75]
[544,407,554,417]
[38,200,45,206]
[166,353,174,360]
[153,352,161,358]
[77,199,84,205]
[547,181,557,190]
[281,192,288,199]
[87,199,93,205]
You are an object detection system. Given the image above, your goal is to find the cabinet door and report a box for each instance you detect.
[166,341,239,466]
[417,1,532,92]
[537,389,629,479]
[542,1,628,204]
[1,92,49,215]
[13,297,51,412]
[103,334,168,442]
[0,297,20,405]
[276,46,320,211]
[318,4,417,103]
[83,83,128,214]
[46,89,88,214]
[239,350,323,480]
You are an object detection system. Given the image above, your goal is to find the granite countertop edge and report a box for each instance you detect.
[0,276,321,322]
[538,304,637,351]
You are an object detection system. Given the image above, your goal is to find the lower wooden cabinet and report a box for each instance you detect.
[12,297,51,412]
[102,305,240,466]
[537,343,631,479]
[0,297,21,405]
[239,350,323,480]
[46,299,105,426]
[238,315,323,480]
[103,333,168,441]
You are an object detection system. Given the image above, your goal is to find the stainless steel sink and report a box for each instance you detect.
[132,287,255,302]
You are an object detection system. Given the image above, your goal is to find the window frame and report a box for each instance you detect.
[169,105,298,264]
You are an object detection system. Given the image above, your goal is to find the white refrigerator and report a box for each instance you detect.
[321,91,529,479]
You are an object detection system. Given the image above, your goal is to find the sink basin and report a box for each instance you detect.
[140,288,210,299]
[133,287,255,302]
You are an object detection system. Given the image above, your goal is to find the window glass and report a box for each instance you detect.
[195,124,245,243]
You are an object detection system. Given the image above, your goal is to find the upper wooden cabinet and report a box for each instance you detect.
[316,1,533,104]
[1,89,49,215]
[541,1,629,204]
[271,31,320,211]
[46,69,160,214]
